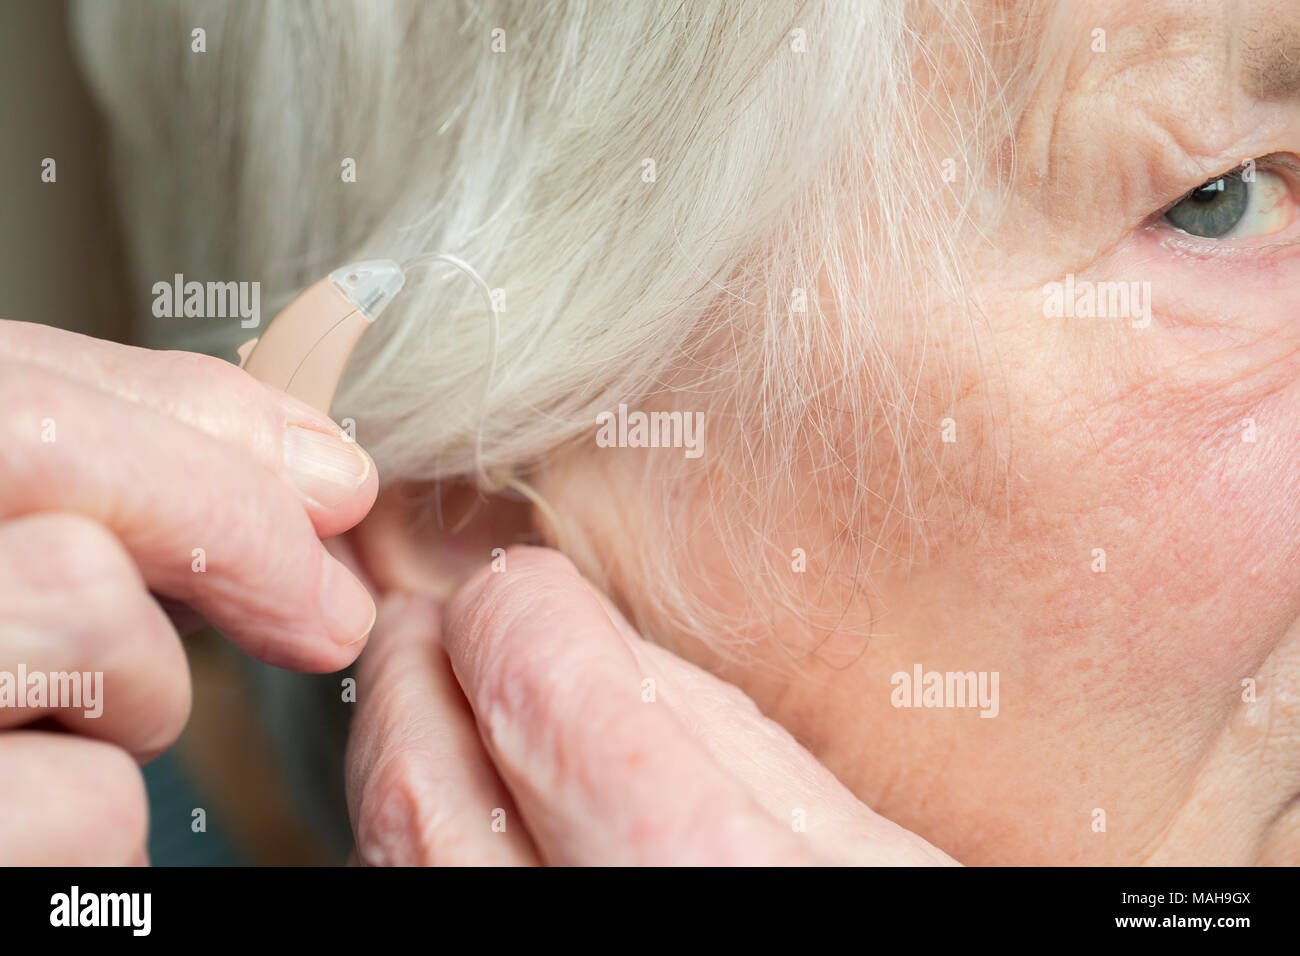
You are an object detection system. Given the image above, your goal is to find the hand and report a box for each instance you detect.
[346,546,957,865]
[0,319,379,864]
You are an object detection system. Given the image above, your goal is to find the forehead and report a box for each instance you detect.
[1008,0,1300,193]
[1072,0,1300,100]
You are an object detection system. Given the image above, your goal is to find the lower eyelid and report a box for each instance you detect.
[1148,226,1300,261]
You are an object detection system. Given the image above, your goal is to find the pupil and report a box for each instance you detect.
[1164,172,1248,238]
[1191,180,1225,203]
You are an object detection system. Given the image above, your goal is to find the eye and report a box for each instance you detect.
[1163,166,1295,239]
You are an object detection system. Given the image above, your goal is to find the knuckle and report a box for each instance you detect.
[158,348,241,388]
[11,515,183,683]
[475,639,631,807]
[21,513,139,598]
[158,348,287,429]
[0,363,53,423]
[449,545,620,776]
[357,748,477,865]
[510,641,587,713]
[472,628,574,750]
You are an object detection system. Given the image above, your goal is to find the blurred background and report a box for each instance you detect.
[0,0,332,866]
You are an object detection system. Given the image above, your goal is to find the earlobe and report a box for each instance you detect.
[345,481,537,601]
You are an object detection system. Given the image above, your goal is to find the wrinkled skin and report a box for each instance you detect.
[8,0,1297,867]
[348,0,1300,865]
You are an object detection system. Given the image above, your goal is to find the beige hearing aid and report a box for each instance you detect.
[237,260,405,413]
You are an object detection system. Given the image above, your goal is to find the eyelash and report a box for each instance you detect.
[1150,155,1300,258]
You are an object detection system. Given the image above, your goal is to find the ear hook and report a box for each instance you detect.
[240,252,511,497]
[237,258,405,414]
[401,252,500,487]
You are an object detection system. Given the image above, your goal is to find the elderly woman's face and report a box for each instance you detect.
[541,0,1300,865]
[897,0,1300,863]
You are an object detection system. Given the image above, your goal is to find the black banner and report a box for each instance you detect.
[0,866,1286,943]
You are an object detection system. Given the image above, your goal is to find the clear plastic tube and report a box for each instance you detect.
[400,252,500,485]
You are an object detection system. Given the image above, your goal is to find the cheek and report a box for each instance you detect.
[963,228,1300,693]
[983,333,1300,706]
[1110,388,1300,673]
[1116,247,1300,674]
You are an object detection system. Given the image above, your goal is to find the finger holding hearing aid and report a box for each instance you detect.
[0,319,377,537]
[0,347,378,673]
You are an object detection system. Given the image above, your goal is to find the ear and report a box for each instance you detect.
[343,481,538,600]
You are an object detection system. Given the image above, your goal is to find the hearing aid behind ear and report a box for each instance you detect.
[237,260,405,413]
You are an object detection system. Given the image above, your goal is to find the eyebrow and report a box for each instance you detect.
[1240,30,1300,99]
[1237,1,1300,101]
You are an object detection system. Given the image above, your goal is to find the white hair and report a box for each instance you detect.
[73,0,1042,655]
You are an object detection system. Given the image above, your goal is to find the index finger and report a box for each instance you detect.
[442,547,801,865]
[0,362,375,671]
[346,594,540,865]
[0,320,374,537]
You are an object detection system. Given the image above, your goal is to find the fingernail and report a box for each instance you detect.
[321,553,377,646]
[283,425,370,507]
